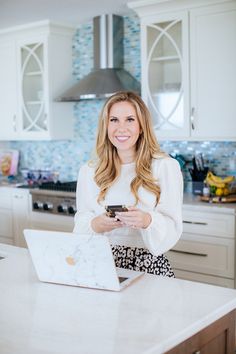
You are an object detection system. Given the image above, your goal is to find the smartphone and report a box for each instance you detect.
[105,205,128,218]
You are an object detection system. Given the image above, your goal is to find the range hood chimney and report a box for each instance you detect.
[56,14,140,101]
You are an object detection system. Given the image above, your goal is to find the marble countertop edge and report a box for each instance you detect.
[144,299,236,353]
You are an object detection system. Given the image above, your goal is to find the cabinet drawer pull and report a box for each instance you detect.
[170,249,208,257]
[183,220,207,226]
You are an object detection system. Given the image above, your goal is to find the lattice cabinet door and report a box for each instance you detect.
[19,40,48,134]
[142,12,190,138]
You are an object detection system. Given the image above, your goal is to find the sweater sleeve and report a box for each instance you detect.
[140,158,183,256]
[73,164,96,235]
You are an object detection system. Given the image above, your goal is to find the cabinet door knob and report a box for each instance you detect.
[193,351,201,354]
[190,107,195,130]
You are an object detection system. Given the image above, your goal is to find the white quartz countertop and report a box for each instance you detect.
[1,183,236,213]
[1,244,236,354]
[183,193,236,213]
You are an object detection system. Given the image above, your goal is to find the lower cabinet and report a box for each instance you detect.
[12,188,30,248]
[0,187,14,245]
[29,210,74,232]
[167,207,236,288]
[166,310,235,354]
[0,187,74,248]
[0,187,30,247]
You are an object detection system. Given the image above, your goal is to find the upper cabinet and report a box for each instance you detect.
[129,0,236,141]
[142,12,190,138]
[0,21,75,140]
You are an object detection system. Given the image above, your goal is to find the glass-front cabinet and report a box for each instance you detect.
[130,0,236,141]
[142,12,190,138]
[0,21,74,141]
[20,41,47,133]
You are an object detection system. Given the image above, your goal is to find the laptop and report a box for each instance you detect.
[24,229,144,291]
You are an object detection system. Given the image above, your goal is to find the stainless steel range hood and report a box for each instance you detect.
[56,14,140,101]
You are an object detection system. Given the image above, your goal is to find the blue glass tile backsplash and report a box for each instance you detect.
[10,15,236,182]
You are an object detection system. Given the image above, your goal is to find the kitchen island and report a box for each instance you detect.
[0,243,236,354]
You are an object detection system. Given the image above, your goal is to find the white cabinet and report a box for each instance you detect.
[0,188,14,245]
[0,40,18,137]
[0,187,30,247]
[0,186,74,248]
[140,11,190,138]
[29,211,74,233]
[12,188,30,248]
[166,206,236,288]
[129,0,236,140]
[0,21,75,140]
[190,3,236,140]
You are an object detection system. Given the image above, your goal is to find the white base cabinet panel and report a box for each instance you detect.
[0,188,13,245]
[167,205,236,288]
[183,209,235,239]
[29,211,74,233]
[0,209,13,245]
[167,235,234,279]
[12,188,30,248]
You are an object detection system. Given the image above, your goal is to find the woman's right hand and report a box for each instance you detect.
[91,213,123,233]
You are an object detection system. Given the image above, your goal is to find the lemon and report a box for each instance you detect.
[223,187,230,196]
[215,188,223,196]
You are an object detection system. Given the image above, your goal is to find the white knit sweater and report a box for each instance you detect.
[73,157,183,256]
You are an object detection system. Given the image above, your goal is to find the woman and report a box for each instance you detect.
[73,91,183,277]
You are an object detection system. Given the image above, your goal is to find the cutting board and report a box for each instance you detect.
[200,194,236,203]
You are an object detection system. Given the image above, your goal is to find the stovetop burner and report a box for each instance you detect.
[38,181,77,192]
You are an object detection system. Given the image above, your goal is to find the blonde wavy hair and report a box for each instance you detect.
[93,91,166,205]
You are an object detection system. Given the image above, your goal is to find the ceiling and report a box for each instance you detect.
[0,0,136,30]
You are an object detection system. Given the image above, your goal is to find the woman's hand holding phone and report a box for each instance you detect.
[91,205,152,233]
[115,206,152,229]
[91,212,123,233]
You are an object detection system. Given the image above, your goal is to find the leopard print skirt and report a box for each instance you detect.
[111,245,174,278]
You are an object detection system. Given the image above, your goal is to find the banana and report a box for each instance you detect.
[205,171,234,189]
[221,175,235,183]
[206,178,225,189]
[205,172,225,188]
[207,171,222,183]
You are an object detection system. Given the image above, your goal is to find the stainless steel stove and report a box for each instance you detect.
[29,181,77,217]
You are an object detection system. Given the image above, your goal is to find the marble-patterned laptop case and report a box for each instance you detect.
[24,230,140,291]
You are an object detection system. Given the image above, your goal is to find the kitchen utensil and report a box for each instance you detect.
[194,153,204,171]
[191,154,208,182]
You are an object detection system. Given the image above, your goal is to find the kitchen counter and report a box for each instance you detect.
[183,193,236,213]
[1,182,235,212]
[1,243,236,354]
